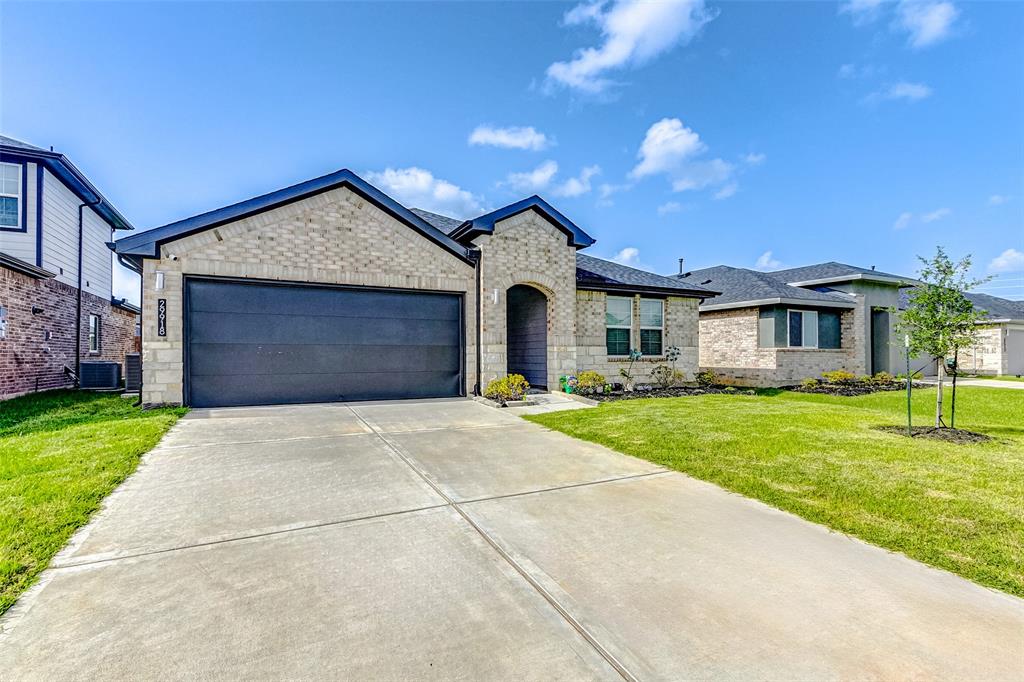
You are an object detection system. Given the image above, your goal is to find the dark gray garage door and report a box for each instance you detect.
[185,278,463,407]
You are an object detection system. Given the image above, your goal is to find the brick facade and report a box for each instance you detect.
[959,325,1006,375]
[473,210,578,389]
[139,186,477,406]
[699,305,865,386]
[1,265,137,399]
[575,289,700,383]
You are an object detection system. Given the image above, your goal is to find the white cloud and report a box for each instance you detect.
[596,182,631,207]
[838,63,858,79]
[742,152,766,166]
[365,167,485,217]
[657,201,683,215]
[671,158,734,192]
[988,248,1024,274]
[713,182,738,200]
[893,211,913,230]
[468,125,550,151]
[501,160,559,193]
[896,1,958,48]
[612,247,641,267]
[630,118,706,178]
[553,165,601,198]
[755,250,782,270]
[989,194,1009,206]
[864,81,932,104]
[920,207,951,223]
[839,0,886,25]
[546,0,715,94]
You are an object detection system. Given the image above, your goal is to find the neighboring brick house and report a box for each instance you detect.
[0,135,138,399]
[675,262,920,386]
[114,169,716,407]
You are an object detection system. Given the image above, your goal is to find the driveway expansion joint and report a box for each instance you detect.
[345,405,638,682]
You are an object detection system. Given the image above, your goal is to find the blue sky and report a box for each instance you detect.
[2,0,1022,303]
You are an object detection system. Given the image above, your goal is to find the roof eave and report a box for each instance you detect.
[577,281,719,299]
[786,273,917,288]
[700,297,857,312]
[0,251,56,279]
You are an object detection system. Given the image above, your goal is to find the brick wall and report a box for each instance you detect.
[1,265,136,399]
[698,305,865,386]
[575,289,699,384]
[473,210,578,389]
[958,325,1005,375]
[139,186,477,406]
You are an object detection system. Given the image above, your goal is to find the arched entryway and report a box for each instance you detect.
[506,284,548,389]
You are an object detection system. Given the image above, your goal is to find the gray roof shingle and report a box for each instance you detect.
[677,265,855,309]
[577,253,718,297]
[0,134,47,153]
[409,208,464,235]
[766,261,913,284]
[898,289,1024,321]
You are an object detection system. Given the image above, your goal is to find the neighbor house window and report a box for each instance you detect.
[788,310,818,348]
[0,163,21,229]
[639,298,664,356]
[606,296,632,356]
[88,314,101,353]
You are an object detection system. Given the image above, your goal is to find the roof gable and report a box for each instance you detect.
[115,169,472,263]
[0,135,133,231]
[451,196,595,248]
[766,261,914,286]
[577,253,718,297]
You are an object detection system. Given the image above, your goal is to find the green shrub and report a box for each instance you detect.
[695,369,718,387]
[872,371,897,385]
[821,370,856,384]
[650,365,685,389]
[800,377,820,388]
[575,370,606,393]
[483,374,530,404]
[723,386,737,394]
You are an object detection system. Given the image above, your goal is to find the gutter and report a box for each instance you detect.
[699,296,857,312]
[469,248,482,396]
[75,197,103,386]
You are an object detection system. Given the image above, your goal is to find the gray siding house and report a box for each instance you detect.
[115,169,716,407]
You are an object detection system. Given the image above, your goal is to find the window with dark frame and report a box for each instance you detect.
[0,163,21,229]
[88,314,101,353]
[787,309,818,348]
[639,298,664,356]
[606,296,632,356]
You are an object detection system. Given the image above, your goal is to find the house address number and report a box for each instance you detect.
[157,299,167,336]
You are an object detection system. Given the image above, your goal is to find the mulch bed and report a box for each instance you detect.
[874,425,992,443]
[587,386,756,402]
[792,382,927,397]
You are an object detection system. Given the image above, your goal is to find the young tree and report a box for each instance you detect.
[898,247,991,427]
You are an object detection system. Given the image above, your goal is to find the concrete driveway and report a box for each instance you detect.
[2,399,1022,680]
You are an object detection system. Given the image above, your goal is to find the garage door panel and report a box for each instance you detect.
[188,342,461,377]
[188,280,460,321]
[188,311,461,346]
[189,370,463,407]
[185,279,463,407]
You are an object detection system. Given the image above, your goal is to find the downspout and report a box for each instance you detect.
[117,253,145,407]
[469,248,482,395]
[75,197,102,386]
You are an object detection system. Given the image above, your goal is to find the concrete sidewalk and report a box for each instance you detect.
[2,399,1022,680]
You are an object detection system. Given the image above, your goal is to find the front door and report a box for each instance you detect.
[506,284,547,389]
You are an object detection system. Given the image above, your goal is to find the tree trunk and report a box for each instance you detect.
[935,360,944,427]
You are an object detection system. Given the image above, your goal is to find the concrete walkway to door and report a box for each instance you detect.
[2,399,1022,680]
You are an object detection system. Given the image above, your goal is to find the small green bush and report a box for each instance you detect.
[483,374,530,404]
[695,369,718,387]
[821,370,856,384]
[575,370,606,393]
[650,365,685,389]
[871,371,897,385]
[800,377,820,388]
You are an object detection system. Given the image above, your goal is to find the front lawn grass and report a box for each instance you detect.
[525,387,1024,597]
[1,391,185,615]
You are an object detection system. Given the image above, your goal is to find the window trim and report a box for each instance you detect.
[787,309,819,349]
[639,298,664,356]
[606,295,633,357]
[0,161,24,231]
[88,314,101,354]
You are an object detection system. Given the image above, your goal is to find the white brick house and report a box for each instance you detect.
[114,169,716,407]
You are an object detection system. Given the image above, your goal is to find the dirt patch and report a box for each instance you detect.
[874,425,992,443]
[587,386,756,402]
[793,382,927,397]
